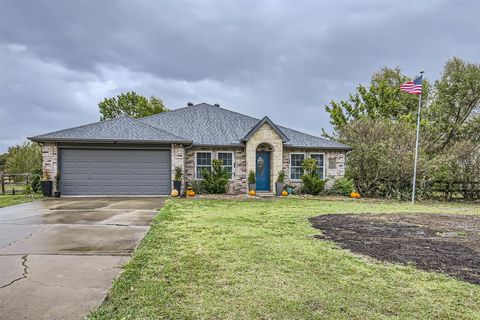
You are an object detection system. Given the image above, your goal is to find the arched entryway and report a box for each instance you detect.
[255,143,273,191]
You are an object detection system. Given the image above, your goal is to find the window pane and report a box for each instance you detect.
[196,152,211,166]
[291,154,305,167]
[218,152,232,166]
[290,167,303,180]
[196,152,212,179]
[311,154,324,167]
[196,166,211,179]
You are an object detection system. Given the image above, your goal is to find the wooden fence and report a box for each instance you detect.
[0,172,33,195]
[428,180,480,201]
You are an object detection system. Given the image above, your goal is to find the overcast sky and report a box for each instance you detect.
[0,0,479,153]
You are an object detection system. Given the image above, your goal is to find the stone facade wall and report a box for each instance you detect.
[171,144,186,192]
[184,146,247,194]
[41,142,58,181]
[282,148,346,188]
[245,123,283,191]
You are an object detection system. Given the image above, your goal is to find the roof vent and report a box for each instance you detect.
[187,102,194,106]
[214,103,220,107]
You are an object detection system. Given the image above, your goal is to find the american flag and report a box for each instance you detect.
[400,75,423,95]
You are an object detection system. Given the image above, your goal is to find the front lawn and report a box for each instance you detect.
[90,198,480,319]
[0,194,41,208]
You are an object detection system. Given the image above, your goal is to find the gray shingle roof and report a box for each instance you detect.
[30,103,350,149]
[29,116,190,143]
[140,103,350,149]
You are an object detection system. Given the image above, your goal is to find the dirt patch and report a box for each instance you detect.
[309,213,480,285]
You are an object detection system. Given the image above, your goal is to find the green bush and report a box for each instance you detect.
[174,166,182,181]
[188,179,206,195]
[331,177,355,196]
[202,159,230,194]
[30,168,42,193]
[248,170,256,184]
[301,158,325,195]
[301,175,325,195]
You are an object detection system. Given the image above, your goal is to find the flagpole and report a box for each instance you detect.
[411,71,424,204]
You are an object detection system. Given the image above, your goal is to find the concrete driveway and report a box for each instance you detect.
[0,197,165,320]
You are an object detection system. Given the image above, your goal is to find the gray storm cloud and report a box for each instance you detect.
[1,0,479,152]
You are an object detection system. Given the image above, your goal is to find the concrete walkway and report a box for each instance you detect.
[0,197,165,320]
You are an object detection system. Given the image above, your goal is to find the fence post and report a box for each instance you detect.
[0,172,4,195]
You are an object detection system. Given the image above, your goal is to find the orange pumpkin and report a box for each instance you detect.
[281,190,288,197]
[171,189,179,197]
[187,190,196,197]
[350,191,361,199]
[249,190,256,196]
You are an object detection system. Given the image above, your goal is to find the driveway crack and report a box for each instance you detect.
[0,254,29,289]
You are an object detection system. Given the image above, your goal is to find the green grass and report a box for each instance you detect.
[90,198,480,319]
[0,194,42,208]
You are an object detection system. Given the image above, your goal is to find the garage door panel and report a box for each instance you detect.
[60,149,171,195]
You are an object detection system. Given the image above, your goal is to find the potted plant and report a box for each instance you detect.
[173,166,182,192]
[275,170,285,196]
[248,170,256,191]
[285,184,295,195]
[54,172,61,197]
[40,171,53,197]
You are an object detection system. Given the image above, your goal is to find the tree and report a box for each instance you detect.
[325,67,432,135]
[339,118,428,199]
[425,58,480,153]
[98,91,169,120]
[4,141,42,174]
[0,153,7,172]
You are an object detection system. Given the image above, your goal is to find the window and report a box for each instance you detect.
[217,152,234,179]
[328,157,336,170]
[290,153,305,180]
[310,153,325,179]
[195,152,212,179]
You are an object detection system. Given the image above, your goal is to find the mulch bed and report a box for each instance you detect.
[309,213,480,285]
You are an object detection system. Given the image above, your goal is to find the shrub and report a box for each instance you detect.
[277,170,285,183]
[248,170,256,184]
[301,175,325,195]
[202,159,230,194]
[188,179,206,195]
[301,158,325,195]
[331,177,355,196]
[174,166,182,181]
[30,168,42,193]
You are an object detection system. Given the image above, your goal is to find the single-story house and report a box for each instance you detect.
[29,103,350,196]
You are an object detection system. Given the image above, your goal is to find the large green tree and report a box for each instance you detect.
[325,57,480,200]
[325,67,432,135]
[98,91,169,120]
[4,141,42,174]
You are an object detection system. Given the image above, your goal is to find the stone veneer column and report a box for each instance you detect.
[41,142,58,181]
[171,144,186,191]
[245,123,283,191]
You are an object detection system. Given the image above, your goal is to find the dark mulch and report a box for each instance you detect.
[309,213,480,285]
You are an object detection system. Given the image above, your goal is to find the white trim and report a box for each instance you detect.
[217,151,235,181]
[289,152,306,181]
[194,151,213,180]
[309,152,326,180]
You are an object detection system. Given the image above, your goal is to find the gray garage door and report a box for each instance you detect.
[60,148,171,196]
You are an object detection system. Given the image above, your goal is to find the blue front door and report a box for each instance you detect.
[256,151,271,191]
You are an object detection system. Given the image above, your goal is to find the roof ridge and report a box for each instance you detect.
[129,116,189,141]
